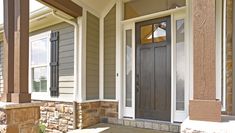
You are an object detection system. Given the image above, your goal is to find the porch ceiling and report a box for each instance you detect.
[38,0,83,18]
[74,0,115,15]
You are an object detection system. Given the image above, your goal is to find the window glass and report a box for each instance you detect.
[124,0,186,20]
[31,38,47,66]
[153,22,167,43]
[141,25,152,44]
[32,67,47,92]
[126,29,132,107]
[176,19,185,111]
[30,35,49,93]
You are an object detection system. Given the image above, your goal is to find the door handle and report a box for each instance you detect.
[136,74,140,93]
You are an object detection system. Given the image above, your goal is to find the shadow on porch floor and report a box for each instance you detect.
[69,123,171,133]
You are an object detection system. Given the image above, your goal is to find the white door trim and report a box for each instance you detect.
[121,7,188,122]
[122,23,135,118]
[172,11,188,122]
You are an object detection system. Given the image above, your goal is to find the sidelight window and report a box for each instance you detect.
[125,29,132,107]
[176,19,185,111]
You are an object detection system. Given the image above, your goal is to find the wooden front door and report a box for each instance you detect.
[135,16,171,121]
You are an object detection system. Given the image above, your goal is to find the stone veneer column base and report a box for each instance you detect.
[0,102,42,133]
[189,100,221,122]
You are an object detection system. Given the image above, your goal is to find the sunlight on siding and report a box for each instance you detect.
[0,0,45,24]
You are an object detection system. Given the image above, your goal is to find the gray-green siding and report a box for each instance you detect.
[104,5,116,99]
[86,12,100,100]
[30,22,74,97]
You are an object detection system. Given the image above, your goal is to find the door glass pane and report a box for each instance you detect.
[32,67,47,92]
[141,25,153,44]
[31,38,47,66]
[153,22,167,43]
[176,19,185,111]
[126,29,132,107]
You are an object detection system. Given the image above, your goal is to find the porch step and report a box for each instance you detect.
[103,117,180,133]
[221,115,235,122]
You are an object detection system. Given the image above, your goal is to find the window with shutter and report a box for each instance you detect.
[30,32,50,94]
[50,32,59,97]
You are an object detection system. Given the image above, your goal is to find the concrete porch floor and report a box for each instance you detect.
[70,123,171,133]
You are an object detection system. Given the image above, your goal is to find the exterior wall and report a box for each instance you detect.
[100,101,118,119]
[36,101,118,131]
[78,101,101,128]
[30,22,74,99]
[226,0,233,115]
[77,101,118,128]
[39,101,74,132]
[104,5,116,99]
[86,12,100,100]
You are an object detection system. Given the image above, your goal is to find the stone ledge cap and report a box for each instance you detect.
[0,102,43,110]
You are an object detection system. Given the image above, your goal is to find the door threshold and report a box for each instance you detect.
[134,118,180,125]
[105,118,180,132]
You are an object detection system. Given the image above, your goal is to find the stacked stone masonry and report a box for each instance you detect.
[0,110,6,132]
[77,101,118,128]
[38,101,118,132]
[39,101,74,133]
[38,101,180,132]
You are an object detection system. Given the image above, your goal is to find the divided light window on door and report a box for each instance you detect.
[140,22,167,45]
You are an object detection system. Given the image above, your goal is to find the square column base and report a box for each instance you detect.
[1,94,12,102]
[11,93,31,103]
[189,100,221,122]
[0,102,42,133]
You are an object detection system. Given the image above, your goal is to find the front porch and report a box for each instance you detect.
[0,0,234,132]
[71,123,172,133]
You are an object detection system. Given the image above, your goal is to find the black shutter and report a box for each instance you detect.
[50,32,59,97]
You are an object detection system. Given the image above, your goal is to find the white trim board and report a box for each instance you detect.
[29,31,52,101]
[77,9,87,103]
[121,6,188,122]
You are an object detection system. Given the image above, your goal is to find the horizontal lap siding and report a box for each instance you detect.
[86,12,100,100]
[104,5,116,99]
[30,23,74,97]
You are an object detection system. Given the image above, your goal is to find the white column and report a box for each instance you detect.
[78,9,87,102]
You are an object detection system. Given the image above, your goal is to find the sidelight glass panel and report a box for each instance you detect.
[153,22,167,43]
[176,19,185,111]
[141,25,153,44]
[126,29,132,107]
[124,0,186,20]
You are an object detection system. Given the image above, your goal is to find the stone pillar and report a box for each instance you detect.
[0,102,42,133]
[189,0,221,122]
[1,0,15,102]
[11,0,31,103]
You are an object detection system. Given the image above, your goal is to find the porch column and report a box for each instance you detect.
[189,0,221,122]
[1,0,15,102]
[11,0,31,103]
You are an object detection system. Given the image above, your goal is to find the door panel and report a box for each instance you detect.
[136,16,171,121]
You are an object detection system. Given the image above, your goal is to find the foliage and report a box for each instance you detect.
[39,123,46,133]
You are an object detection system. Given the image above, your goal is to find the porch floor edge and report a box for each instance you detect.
[103,117,180,133]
